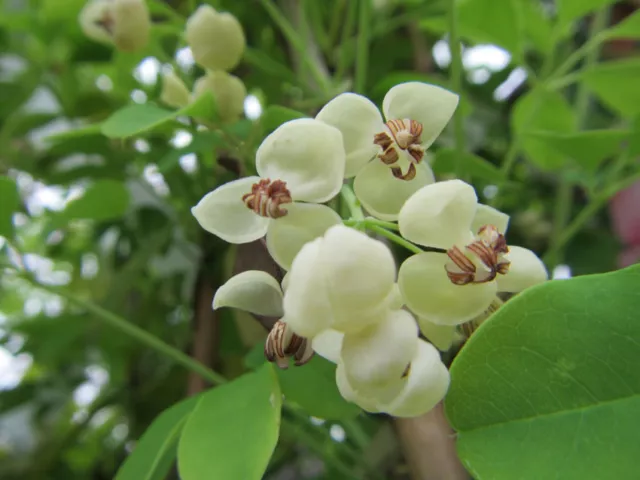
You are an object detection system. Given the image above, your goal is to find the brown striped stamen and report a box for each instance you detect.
[265,320,314,369]
[242,178,292,218]
[373,119,425,180]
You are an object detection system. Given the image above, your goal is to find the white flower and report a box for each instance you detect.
[282,225,397,338]
[192,119,346,270]
[315,82,458,220]
[398,180,548,326]
[337,339,450,417]
[79,0,150,52]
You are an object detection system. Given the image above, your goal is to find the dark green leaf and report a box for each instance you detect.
[177,365,281,480]
[0,176,19,239]
[527,129,629,172]
[446,265,640,480]
[433,149,506,182]
[261,105,306,133]
[60,179,130,221]
[115,396,200,480]
[582,59,640,117]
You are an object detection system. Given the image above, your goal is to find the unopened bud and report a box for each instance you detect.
[193,71,246,122]
[185,5,245,71]
[78,0,150,53]
[160,71,192,108]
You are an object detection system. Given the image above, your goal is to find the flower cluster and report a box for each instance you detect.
[193,81,548,417]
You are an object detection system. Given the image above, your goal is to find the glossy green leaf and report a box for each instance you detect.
[582,59,640,117]
[177,364,281,480]
[433,149,505,182]
[61,179,130,221]
[601,9,640,40]
[115,396,200,480]
[527,129,629,172]
[446,265,640,480]
[557,0,618,28]
[458,0,521,57]
[261,105,306,133]
[0,177,19,239]
[102,94,216,138]
[512,89,576,170]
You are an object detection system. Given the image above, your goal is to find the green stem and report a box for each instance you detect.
[448,0,465,178]
[549,35,604,82]
[365,217,399,231]
[23,274,227,386]
[336,0,358,81]
[366,224,424,255]
[340,184,365,221]
[354,0,370,94]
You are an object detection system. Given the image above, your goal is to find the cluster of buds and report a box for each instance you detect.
[192,79,548,417]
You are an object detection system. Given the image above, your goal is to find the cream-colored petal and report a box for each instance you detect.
[496,246,548,293]
[281,239,333,338]
[213,270,283,317]
[471,203,510,235]
[382,340,450,418]
[354,160,435,221]
[311,329,343,364]
[191,177,269,243]
[319,226,396,332]
[256,119,346,203]
[342,309,418,390]
[336,362,381,413]
[266,203,342,271]
[398,253,496,325]
[417,317,459,352]
[386,283,404,310]
[382,82,459,150]
[398,179,477,249]
[316,93,384,178]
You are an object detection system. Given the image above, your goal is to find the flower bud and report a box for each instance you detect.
[79,0,150,53]
[185,5,245,72]
[193,71,246,122]
[160,71,192,109]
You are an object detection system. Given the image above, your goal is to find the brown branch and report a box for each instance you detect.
[394,403,469,480]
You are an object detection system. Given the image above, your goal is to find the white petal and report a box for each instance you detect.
[282,238,333,338]
[417,317,459,352]
[191,177,269,243]
[266,203,342,271]
[319,225,396,332]
[336,362,381,413]
[386,283,404,310]
[496,246,548,293]
[315,93,384,178]
[354,160,435,221]
[398,253,496,325]
[382,340,450,418]
[471,204,510,234]
[311,329,343,364]
[213,271,283,317]
[342,309,418,390]
[256,119,346,203]
[398,179,477,249]
[382,82,459,150]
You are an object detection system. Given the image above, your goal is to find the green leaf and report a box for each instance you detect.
[0,177,19,239]
[261,105,306,133]
[457,0,522,57]
[512,89,575,170]
[446,265,640,480]
[157,132,222,174]
[518,0,554,54]
[601,9,640,40]
[61,180,130,221]
[115,396,200,480]
[557,0,618,28]
[526,129,629,172]
[433,149,505,183]
[102,93,216,139]
[581,59,640,117]
[177,364,281,480]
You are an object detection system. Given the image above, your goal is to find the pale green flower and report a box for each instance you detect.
[160,71,192,109]
[193,71,247,122]
[316,82,458,220]
[79,0,150,52]
[192,119,345,270]
[398,180,548,326]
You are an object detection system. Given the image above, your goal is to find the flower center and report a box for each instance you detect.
[445,225,510,285]
[373,119,425,181]
[264,320,314,369]
[242,178,292,218]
